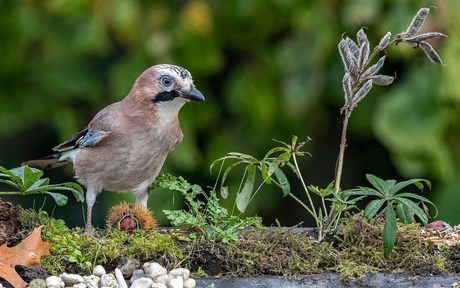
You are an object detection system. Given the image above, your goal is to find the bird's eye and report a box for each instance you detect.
[160,75,173,87]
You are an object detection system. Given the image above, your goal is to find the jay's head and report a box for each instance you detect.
[128,64,205,119]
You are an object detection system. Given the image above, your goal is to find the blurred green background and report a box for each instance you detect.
[1,0,459,228]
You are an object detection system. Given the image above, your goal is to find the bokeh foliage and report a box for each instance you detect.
[1,0,459,227]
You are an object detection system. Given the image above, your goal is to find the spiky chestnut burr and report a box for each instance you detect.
[106,202,157,231]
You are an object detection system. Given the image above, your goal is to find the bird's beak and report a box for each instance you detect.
[181,87,205,102]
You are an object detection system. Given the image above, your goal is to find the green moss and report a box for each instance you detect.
[18,208,453,278]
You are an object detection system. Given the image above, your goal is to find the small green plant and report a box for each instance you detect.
[211,136,361,241]
[0,165,84,206]
[155,174,261,243]
[344,174,437,254]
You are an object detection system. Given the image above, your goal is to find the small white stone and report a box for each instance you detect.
[83,275,100,288]
[183,278,196,288]
[169,276,183,288]
[59,273,84,286]
[72,283,86,288]
[169,268,190,280]
[100,274,119,288]
[151,283,167,288]
[154,274,171,285]
[142,262,167,279]
[93,265,107,277]
[46,276,64,288]
[130,277,153,288]
[114,268,128,288]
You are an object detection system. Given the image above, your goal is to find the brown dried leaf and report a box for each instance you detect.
[0,226,52,288]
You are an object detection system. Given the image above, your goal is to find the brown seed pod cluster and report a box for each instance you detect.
[106,202,157,231]
[421,221,460,247]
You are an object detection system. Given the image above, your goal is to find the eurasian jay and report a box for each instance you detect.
[23,64,205,232]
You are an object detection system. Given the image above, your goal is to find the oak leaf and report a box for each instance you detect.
[0,226,53,288]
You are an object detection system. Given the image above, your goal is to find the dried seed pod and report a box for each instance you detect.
[339,38,358,75]
[405,32,447,42]
[418,41,443,64]
[346,37,360,61]
[371,75,394,86]
[352,79,373,105]
[356,28,369,48]
[106,202,157,231]
[377,32,392,50]
[342,73,353,104]
[403,8,430,38]
[361,55,387,80]
[358,41,370,70]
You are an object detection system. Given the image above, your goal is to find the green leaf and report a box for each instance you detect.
[343,187,382,197]
[260,160,273,184]
[236,164,256,213]
[273,167,290,197]
[395,197,429,224]
[383,201,397,254]
[395,203,413,223]
[363,199,386,219]
[46,192,68,206]
[389,178,431,196]
[366,174,393,196]
[396,192,438,217]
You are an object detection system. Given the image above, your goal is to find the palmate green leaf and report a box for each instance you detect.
[236,164,256,213]
[383,201,397,254]
[0,166,22,190]
[363,199,386,219]
[389,178,431,196]
[395,197,429,224]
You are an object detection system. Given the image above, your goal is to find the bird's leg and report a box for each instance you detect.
[133,187,149,207]
[85,186,99,233]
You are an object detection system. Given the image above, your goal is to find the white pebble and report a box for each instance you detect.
[72,283,86,288]
[93,265,106,277]
[83,275,100,288]
[154,274,171,285]
[130,277,153,288]
[142,262,167,279]
[100,274,119,288]
[169,276,184,288]
[114,268,128,288]
[151,283,167,288]
[183,278,196,288]
[46,276,64,288]
[59,273,84,286]
[169,268,190,280]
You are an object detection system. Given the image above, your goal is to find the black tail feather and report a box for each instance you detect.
[22,153,68,170]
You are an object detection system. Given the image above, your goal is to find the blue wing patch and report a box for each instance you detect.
[79,128,110,147]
